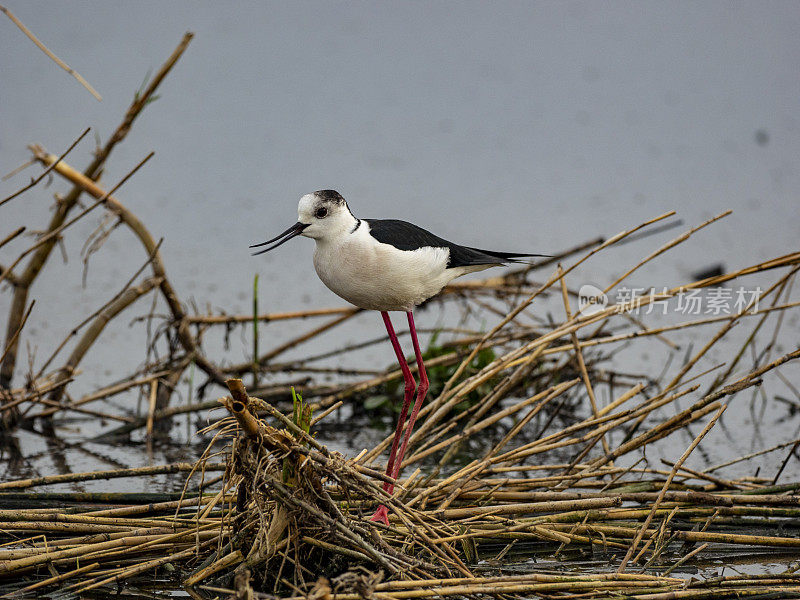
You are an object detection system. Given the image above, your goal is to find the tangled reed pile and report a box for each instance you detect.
[2,30,800,600]
[3,344,800,599]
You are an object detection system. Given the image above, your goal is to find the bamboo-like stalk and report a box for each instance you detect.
[0,462,224,490]
[186,306,359,325]
[29,148,226,389]
[0,561,99,598]
[0,127,90,210]
[620,404,727,571]
[0,32,193,397]
[0,6,101,100]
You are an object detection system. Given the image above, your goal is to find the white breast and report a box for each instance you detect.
[312,226,484,311]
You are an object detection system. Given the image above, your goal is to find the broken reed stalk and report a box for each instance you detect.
[27,148,226,389]
[0,6,102,100]
[0,32,193,399]
[0,127,90,210]
[50,276,163,406]
[619,403,727,572]
[35,238,165,380]
[187,306,360,325]
[0,462,224,491]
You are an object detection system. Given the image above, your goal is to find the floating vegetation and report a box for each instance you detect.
[1,27,800,600]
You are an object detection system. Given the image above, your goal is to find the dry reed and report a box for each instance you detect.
[2,28,799,600]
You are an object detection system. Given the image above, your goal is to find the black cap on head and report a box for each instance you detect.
[314,190,345,205]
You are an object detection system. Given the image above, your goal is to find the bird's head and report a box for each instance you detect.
[296,190,355,240]
[251,190,355,254]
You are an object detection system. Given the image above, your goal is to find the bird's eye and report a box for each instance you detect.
[315,207,328,219]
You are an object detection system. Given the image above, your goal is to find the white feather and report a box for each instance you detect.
[313,221,488,311]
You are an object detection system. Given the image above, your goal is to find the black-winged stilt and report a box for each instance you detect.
[251,190,547,525]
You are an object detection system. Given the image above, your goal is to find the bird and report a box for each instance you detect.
[251,190,548,525]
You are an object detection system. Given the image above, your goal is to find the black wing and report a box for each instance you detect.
[365,219,548,269]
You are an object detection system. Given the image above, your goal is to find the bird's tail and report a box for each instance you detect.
[468,247,552,264]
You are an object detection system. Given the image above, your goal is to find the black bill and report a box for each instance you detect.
[250,222,309,255]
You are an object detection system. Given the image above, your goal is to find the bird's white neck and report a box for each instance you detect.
[308,212,361,245]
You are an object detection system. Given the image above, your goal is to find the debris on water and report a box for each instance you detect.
[692,263,726,282]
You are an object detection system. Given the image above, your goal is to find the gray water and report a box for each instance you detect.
[1,2,799,486]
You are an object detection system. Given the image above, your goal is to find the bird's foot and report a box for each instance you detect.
[369,504,390,526]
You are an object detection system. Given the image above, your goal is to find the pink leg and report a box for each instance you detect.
[390,311,430,481]
[370,311,415,525]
